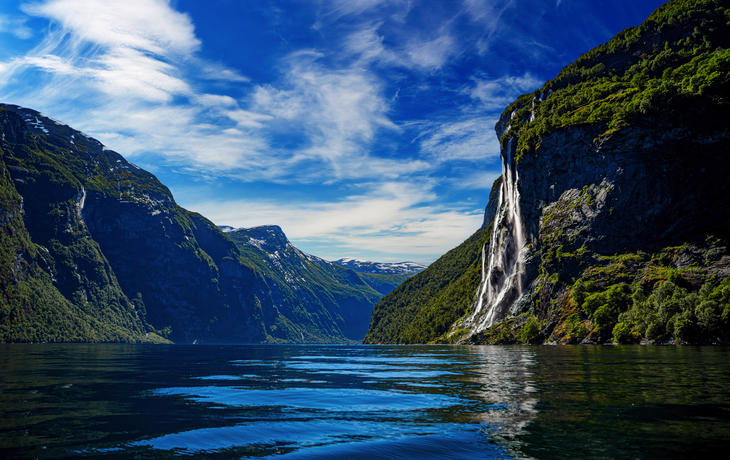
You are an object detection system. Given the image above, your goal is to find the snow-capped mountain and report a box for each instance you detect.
[331,258,427,275]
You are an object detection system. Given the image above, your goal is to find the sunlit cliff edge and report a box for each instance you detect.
[365,0,730,345]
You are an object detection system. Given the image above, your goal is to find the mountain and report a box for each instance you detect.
[222,225,383,341]
[0,105,395,343]
[364,0,730,345]
[331,259,426,275]
[363,179,499,344]
[331,258,426,297]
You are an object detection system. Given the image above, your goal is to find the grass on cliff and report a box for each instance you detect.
[501,0,730,163]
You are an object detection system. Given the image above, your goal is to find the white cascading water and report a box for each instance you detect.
[468,138,526,331]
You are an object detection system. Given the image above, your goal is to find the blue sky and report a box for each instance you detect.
[0,0,665,264]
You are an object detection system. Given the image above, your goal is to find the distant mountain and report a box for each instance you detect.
[0,104,410,344]
[331,258,427,275]
[222,225,383,341]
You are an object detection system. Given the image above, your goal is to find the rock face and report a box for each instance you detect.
[458,0,730,344]
[465,106,730,337]
[0,105,153,342]
[0,105,386,343]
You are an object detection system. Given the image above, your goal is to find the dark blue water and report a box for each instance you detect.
[1,344,729,459]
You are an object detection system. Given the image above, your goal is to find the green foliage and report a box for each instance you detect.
[364,226,491,344]
[472,317,517,344]
[518,316,542,344]
[612,322,632,344]
[558,241,730,344]
[500,0,730,163]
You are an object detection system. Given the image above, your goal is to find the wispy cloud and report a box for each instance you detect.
[247,51,422,181]
[468,72,542,110]
[0,14,33,39]
[462,0,516,53]
[404,33,457,70]
[21,0,200,55]
[418,117,501,162]
[186,181,483,262]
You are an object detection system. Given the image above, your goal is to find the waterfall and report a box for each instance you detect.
[469,138,527,331]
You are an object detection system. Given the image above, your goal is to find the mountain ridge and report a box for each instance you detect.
[0,104,405,343]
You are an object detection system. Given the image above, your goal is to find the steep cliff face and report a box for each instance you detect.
[458,0,730,344]
[0,106,156,342]
[0,105,390,343]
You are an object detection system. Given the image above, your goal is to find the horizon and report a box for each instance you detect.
[0,0,665,265]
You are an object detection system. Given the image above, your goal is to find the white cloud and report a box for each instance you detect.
[224,109,274,129]
[0,14,33,39]
[404,34,456,70]
[200,64,250,83]
[419,117,501,162]
[468,72,542,110]
[343,22,393,64]
[21,54,79,75]
[92,48,191,102]
[22,0,200,55]
[247,52,409,179]
[197,94,238,108]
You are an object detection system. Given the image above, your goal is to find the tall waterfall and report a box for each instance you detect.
[468,138,527,331]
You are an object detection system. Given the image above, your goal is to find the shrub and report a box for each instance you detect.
[612,322,632,344]
[646,321,665,341]
[674,314,698,343]
[592,304,617,334]
[520,316,541,343]
[695,300,720,336]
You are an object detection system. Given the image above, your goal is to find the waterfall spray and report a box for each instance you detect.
[469,138,527,331]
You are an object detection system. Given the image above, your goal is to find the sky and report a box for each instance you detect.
[0,0,666,264]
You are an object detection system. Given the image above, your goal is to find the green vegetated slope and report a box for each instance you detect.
[0,107,164,343]
[226,226,383,341]
[0,105,394,343]
[476,0,730,345]
[505,0,730,163]
[363,226,491,344]
[355,272,416,296]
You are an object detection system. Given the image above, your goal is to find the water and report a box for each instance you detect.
[1,345,729,459]
[470,137,527,331]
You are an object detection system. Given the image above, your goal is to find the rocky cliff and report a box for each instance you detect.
[457,0,730,344]
[0,105,387,343]
[365,0,730,345]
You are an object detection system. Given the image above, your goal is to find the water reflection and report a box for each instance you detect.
[1,344,729,459]
[517,346,730,460]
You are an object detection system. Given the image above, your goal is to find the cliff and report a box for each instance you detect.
[365,0,730,345]
[460,0,730,344]
[0,105,386,343]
